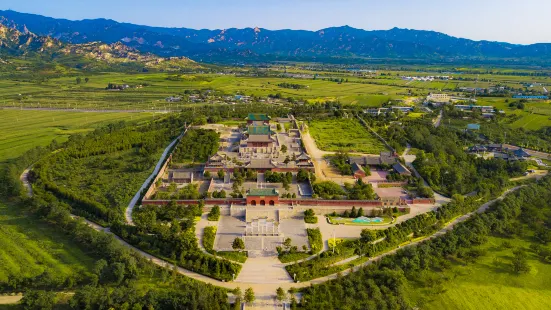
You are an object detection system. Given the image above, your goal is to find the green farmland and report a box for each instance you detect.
[0,73,408,110]
[0,109,154,164]
[476,98,551,130]
[308,118,387,154]
[0,202,95,286]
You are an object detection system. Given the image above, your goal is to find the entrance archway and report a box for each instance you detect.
[251,200,257,206]
[269,200,275,206]
[260,200,266,206]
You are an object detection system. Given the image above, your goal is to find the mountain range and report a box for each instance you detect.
[0,20,197,72]
[2,10,551,63]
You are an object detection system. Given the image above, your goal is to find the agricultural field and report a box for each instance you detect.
[0,109,154,164]
[475,97,551,130]
[308,118,387,154]
[408,235,551,310]
[0,72,408,110]
[0,202,95,286]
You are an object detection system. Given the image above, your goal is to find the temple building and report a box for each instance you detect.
[246,113,271,125]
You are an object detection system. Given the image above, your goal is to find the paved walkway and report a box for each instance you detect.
[236,255,293,284]
[125,130,186,225]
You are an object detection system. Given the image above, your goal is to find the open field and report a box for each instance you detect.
[0,202,95,285]
[0,109,154,164]
[308,118,387,154]
[408,235,551,310]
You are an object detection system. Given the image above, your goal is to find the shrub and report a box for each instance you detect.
[207,205,220,221]
[304,209,318,223]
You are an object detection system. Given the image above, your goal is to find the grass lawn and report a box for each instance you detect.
[0,202,95,285]
[216,251,248,264]
[327,216,393,226]
[278,252,311,264]
[0,109,154,164]
[308,118,387,154]
[407,235,551,310]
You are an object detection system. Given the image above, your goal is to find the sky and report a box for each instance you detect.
[1,0,550,44]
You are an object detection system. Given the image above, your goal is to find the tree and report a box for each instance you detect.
[20,290,57,310]
[276,287,287,304]
[232,286,243,308]
[244,288,255,305]
[358,207,364,217]
[204,171,211,178]
[511,248,530,274]
[76,77,82,84]
[360,229,378,243]
[281,145,288,153]
[232,237,245,251]
[218,169,225,180]
[284,155,290,164]
[283,237,292,250]
[84,77,90,83]
[277,123,282,131]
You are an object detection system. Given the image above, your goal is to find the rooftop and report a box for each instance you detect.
[467,124,481,130]
[393,163,411,175]
[247,113,270,121]
[172,171,193,179]
[352,162,363,172]
[247,125,272,135]
[248,188,279,196]
[246,159,277,169]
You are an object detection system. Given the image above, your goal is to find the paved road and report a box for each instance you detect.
[125,130,186,225]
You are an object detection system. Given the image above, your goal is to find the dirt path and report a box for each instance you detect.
[301,130,331,180]
[433,109,443,128]
[0,295,22,305]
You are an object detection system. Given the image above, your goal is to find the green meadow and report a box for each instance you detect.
[308,118,387,154]
[408,235,551,310]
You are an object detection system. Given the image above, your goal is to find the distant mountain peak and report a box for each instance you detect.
[0,9,549,62]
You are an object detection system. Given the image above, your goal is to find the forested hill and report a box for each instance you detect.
[3,10,551,63]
